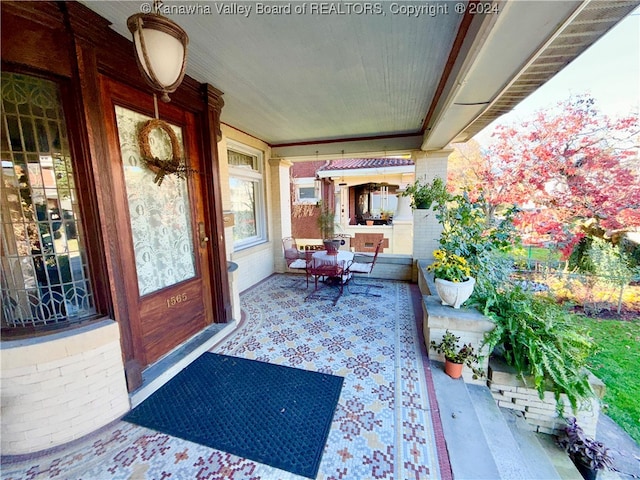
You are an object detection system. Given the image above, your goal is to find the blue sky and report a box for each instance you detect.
[474,8,640,145]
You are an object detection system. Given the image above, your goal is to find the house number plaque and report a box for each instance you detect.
[166,293,188,308]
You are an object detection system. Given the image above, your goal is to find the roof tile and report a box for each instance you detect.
[318,158,414,171]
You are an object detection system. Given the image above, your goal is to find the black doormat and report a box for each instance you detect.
[124,353,344,479]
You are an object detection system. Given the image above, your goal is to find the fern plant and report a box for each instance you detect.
[478,284,596,413]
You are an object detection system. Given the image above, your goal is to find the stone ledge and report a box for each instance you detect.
[420,261,496,384]
[488,355,606,399]
[423,295,495,332]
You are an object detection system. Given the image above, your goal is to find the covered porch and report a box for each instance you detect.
[1,0,637,464]
[3,274,632,479]
[2,275,453,479]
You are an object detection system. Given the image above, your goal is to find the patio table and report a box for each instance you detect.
[312,250,354,267]
[305,250,354,305]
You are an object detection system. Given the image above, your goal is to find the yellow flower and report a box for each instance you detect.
[429,249,472,282]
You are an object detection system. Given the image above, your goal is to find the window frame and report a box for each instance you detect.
[227,140,267,251]
[1,71,107,337]
[293,177,320,205]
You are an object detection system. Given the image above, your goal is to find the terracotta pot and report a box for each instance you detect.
[434,276,475,309]
[575,461,598,480]
[444,358,464,379]
[323,239,341,255]
[366,220,374,226]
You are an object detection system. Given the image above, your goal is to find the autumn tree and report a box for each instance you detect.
[450,96,639,257]
[448,139,513,225]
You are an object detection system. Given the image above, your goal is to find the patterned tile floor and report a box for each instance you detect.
[1,275,451,480]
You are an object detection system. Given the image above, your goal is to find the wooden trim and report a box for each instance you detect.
[2,1,65,28]
[66,32,145,391]
[272,131,420,149]
[201,84,232,323]
[1,2,73,78]
[220,122,269,146]
[421,0,479,133]
[64,3,147,389]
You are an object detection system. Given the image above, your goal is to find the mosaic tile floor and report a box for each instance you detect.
[1,275,451,480]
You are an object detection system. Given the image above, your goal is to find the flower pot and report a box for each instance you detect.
[444,358,464,379]
[575,461,598,480]
[366,220,374,226]
[434,277,475,309]
[323,239,341,255]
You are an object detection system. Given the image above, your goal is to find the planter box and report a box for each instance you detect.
[488,356,605,437]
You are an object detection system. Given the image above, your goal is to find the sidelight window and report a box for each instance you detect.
[1,73,95,328]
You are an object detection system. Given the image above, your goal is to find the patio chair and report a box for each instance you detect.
[283,237,306,270]
[345,239,384,296]
[283,237,310,288]
[305,254,348,306]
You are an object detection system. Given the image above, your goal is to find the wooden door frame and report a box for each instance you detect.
[100,77,216,364]
[64,2,230,390]
[2,1,231,391]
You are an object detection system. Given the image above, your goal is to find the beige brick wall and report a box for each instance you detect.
[411,149,450,271]
[270,157,294,273]
[489,358,604,437]
[1,320,129,454]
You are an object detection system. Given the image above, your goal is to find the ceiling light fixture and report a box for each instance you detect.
[127,1,189,103]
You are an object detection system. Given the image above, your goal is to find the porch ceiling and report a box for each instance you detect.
[83,0,637,157]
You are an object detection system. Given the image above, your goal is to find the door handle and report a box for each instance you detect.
[198,222,209,247]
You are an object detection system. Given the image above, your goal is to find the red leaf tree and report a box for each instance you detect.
[450,96,640,258]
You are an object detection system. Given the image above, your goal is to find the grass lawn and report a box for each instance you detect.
[510,246,562,267]
[570,316,640,444]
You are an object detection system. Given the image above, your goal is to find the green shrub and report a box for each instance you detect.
[568,237,594,272]
[571,237,639,314]
[432,190,519,279]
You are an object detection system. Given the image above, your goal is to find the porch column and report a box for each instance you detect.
[270,157,294,273]
[411,149,452,277]
[391,187,413,255]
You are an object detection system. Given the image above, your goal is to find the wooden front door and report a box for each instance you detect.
[100,78,213,368]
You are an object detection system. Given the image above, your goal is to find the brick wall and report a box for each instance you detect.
[489,357,604,437]
[412,150,448,267]
[1,320,130,454]
[351,233,388,253]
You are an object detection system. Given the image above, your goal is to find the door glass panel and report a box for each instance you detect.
[1,72,95,328]
[114,106,195,296]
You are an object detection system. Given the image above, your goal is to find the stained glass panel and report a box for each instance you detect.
[1,72,95,328]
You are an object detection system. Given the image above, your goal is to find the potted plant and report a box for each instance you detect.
[557,418,614,480]
[430,330,484,379]
[400,177,448,210]
[317,206,340,254]
[380,209,394,224]
[427,249,475,308]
